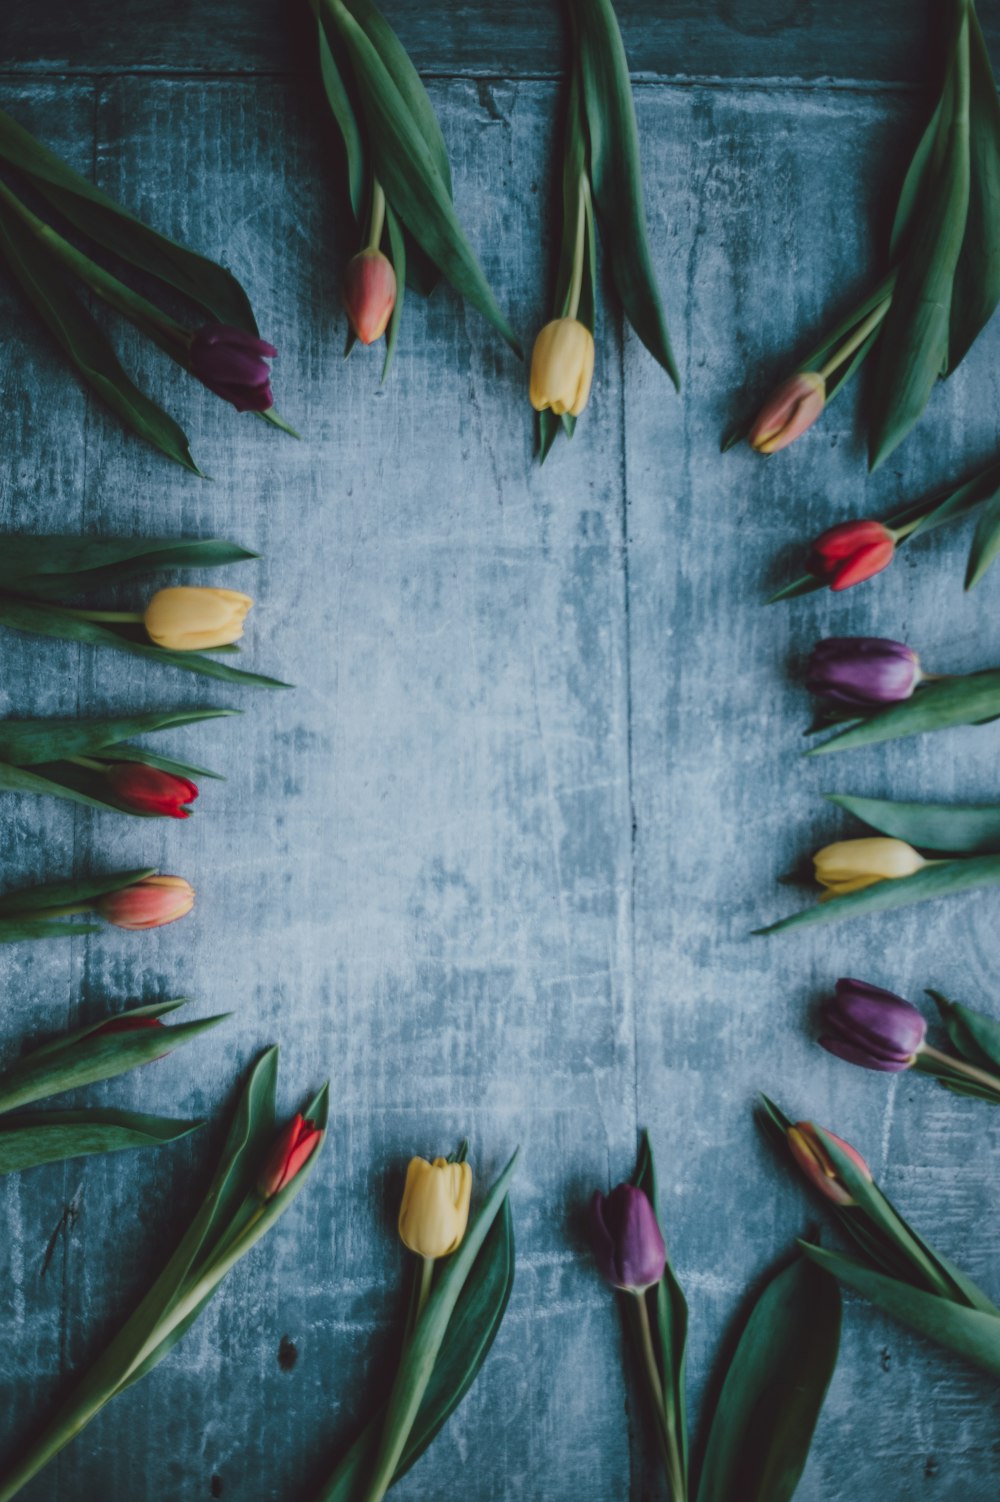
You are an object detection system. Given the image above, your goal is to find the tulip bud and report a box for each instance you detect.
[813,838,927,899]
[529,318,595,417]
[97,875,195,931]
[808,519,896,591]
[786,1122,872,1206]
[143,587,253,652]
[590,1183,666,1294]
[258,1112,324,1199]
[806,637,921,707]
[105,763,199,819]
[189,324,277,412]
[820,977,927,1072]
[343,249,397,345]
[398,1156,473,1259]
[748,371,826,454]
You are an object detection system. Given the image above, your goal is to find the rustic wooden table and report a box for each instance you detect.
[0,2,998,1497]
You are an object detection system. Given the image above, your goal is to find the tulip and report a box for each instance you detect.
[343,249,397,345]
[398,1156,473,1260]
[590,1183,666,1294]
[529,318,595,417]
[258,1112,324,1199]
[143,587,253,652]
[806,637,921,707]
[808,519,896,591]
[813,837,927,899]
[97,875,195,930]
[820,978,927,1072]
[787,1122,872,1206]
[189,324,277,412]
[105,763,199,819]
[748,371,826,454]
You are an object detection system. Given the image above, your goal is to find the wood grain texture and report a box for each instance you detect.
[0,4,998,1501]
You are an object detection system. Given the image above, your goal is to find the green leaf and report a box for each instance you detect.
[0,184,200,473]
[0,1004,227,1115]
[572,0,678,387]
[0,1109,202,1177]
[317,11,368,222]
[0,537,257,598]
[0,759,130,815]
[868,11,971,469]
[0,596,290,690]
[695,1256,840,1502]
[966,487,1000,587]
[756,853,1000,935]
[0,104,260,332]
[101,744,225,782]
[0,919,101,944]
[382,200,406,383]
[947,7,1000,371]
[320,0,521,355]
[799,1242,1000,1377]
[810,671,1000,754]
[929,990,1000,1074]
[632,1131,688,1490]
[0,867,155,918]
[826,792,1000,853]
[359,1150,520,1501]
[0,707,234,767]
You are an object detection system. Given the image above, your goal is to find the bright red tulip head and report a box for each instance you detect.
[343,249,397,345]
[258,1113,324,1199]
[105,764,199,819]
[97,875,195,931]
[748,371,826,454]
[809,519,896,591]
[786,1122,872,1206]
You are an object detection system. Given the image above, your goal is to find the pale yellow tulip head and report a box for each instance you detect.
[398,1156,473,1259]
[529,318,595,417]
[143,587,253,652]
[813,837,926,900]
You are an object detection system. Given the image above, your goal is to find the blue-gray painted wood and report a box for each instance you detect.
[0,5,999,1500]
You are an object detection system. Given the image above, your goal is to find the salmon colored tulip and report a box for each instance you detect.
[787,1122,871,1206]
[813,838,927,900]
[808,519,896,591]
[97,875,195,931]
[748,371,826,454]
[105,764,199,819]
[398,1156,473,1259]
[258,1112,324,1199]
[143,587,253,651]
[343,249,397,345]
[529,318,595,417]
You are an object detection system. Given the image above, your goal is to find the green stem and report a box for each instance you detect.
[28,902,96,921]
[633,1293,685,1501]
[54,608,144,624]
[919,1043,1000,1099]
[65,755,110,774]
[818,296,893,381]
[566,172,591,322]
[366,179,386,253]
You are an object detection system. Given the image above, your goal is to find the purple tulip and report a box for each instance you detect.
[806,637,921,708]
[189,324,277,412]
[590,1183,666,1293]
[820,978,928,1072]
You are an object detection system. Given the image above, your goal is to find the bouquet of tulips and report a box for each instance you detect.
[763,1100,1000,1377]
[589,1134,841,1501]
[759,793,1000,934]
[0,999,225,1176]
[530,0,677,457]
[313,1143,517,1502]
[0,1048,326,1501]
[0,868,194,943]
[0,708,235,817]
[732,0,1000,468]
[0,535,287,689]
[0,106,290,471]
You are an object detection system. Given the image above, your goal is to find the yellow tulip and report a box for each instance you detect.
[529,318,595,417]
[398,1156,472,1259]
[813,837,927,900]
[143,587,253,652]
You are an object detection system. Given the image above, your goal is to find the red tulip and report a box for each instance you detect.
[105,763,198,819]
[808,519,896,591]
[343,249,397,345]
[786,1122,871,1206]
[97,875,195,931]
[748,371,826,454]
[258,1113,324,1199]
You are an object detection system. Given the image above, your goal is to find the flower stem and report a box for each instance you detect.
[633,1292,686,1501]
[566,172,591,323]
[818,296,892,382]
[366,179,386,253]
[65,755,110,773]
[55,608,144,624]
[919,1044,1000,1099]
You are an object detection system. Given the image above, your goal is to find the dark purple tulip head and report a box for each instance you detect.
[590,1183,666,1293]
[189,324,277,412]
[820,977,927,1072]
[806,637,921,708]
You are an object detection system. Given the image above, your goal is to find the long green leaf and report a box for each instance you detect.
[799,1243,1000,1377]
[572,0,678,387]
[0,707,234,766]
[826,792,1000,853]
[695,1256,840,1502]
[0,537,257,598]
[0,1110,202,1176]
[0,759,133,815]
[948,6,1000,370]
[382,201,406,383]
[321,0,520,355]
[0,919,101,944]
[810,670,1000,754]
[317,10,368,222]
[756,853,1000,935]
[0,867,155,918]
[930,990,1000,1074]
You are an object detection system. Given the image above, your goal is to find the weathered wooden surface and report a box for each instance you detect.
[0,3,999,1499]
